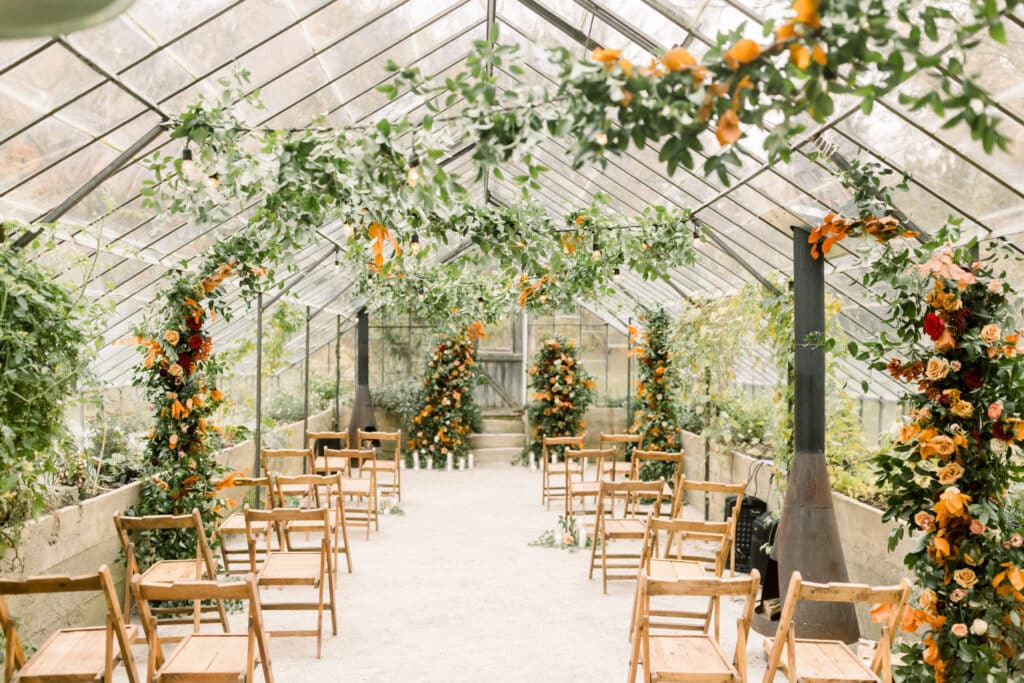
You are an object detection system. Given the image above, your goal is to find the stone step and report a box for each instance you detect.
[470,432,525,449]
[481,417,524,433]
[472,446,521,466]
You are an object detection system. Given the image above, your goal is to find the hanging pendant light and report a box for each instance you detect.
[180,147,194,174]
[612,267,622,283]
[406,157,420,187]
[204,173,220,190]
[591,238,601,261]
[0,0,135,38]
[410,232,421,254]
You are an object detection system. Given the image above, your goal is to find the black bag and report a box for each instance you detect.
[725,494,768,573]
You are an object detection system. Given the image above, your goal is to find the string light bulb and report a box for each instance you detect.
[333,247,342,272]
[612,266,622,282]
[410,232,421,254]
[341,222,354,239]
[594,131,608,146]
[181,146,193,173]
[205,173,220,190]
[406,157,420,187]
[591,239,601,261]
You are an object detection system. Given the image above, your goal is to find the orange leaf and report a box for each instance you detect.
[591,47,621,63]
[870,603,893,625]
[715,109,741,146]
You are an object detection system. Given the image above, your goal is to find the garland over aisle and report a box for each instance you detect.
[629,307,684,482]
[408,323,484,469]
[523,337,596,464]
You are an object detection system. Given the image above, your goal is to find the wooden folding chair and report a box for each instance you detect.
[214,476,277,576]
[630,516,735,642]
[629,570,761,683]
[629,449,685,516]
[599,432,642,481]
[113,509,229,632]
[274,473,353,575]
[306,430,349,452]
[132,574,274,683]
[668,479,745,576]
[764,572,913,683]
[322,447,379,540]
[357,429,403,502]
[541,434,585,509]
[0,565,140,683]
[260,448,315,502]
[589,480,665,593]
[244,505,338,658]
[564,448,615,519]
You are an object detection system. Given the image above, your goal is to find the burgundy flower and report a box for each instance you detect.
[923,313,945,341]
[186,316,203,332]
[178,353,192,374]
[993,422,1010,441]
[939,395,952,408]
[964,369,985,388]
[188,334,204,350]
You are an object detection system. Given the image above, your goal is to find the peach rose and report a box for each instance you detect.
[919,588,938,612]
[970,519,986,535]
[981,324,1001,343]
[168,433,178,449]
[1012,533,1024,548]
[915,511,935,531]
[988,279,1003,293]
[989,402,1003,420]
[937,462,964,486]
[167,363,183,377]
[953,568,978,589]
[951,400,974,418]
[951,623,969,638]
[925,356,951,381]
[970,619,988,636]
[164,330,180,345]
[950,588,967,602]
[935,328,957,352]
[922,435,956,459]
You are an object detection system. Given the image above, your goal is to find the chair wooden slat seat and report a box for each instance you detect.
[273,474,353,575]
[603,518,648,536]
[218,512,269,535]
[158,633,257,682]
[784,639,878,682]
[140,559,205,584]
[647,634,736,682]
[565,448,615,518]
[16,624,139,682]
[590,480,666,593]
[259,552,324,584]
[213,477,276,576]
[647,559,705,581]
[314,455,351,474]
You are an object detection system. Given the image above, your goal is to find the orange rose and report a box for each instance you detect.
[953,568,978,589]
[980,324,1001,344]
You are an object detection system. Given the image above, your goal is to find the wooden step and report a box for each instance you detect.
[470,432,526,449]
[472,447,522,466]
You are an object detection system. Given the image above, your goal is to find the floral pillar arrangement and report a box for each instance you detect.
[408,322,484,469]
[871,247,1024,681]
[128,238,270,565]
[522,336,596,463]
[629,307,684,482]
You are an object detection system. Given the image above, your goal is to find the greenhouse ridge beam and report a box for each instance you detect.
[12,123,167,249]
[56,38,171,119]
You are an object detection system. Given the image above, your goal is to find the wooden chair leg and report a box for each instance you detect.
[588,526,599,579]
[602,534,609,594]
[104,619,114,682]
[316,554,326,659]
[785,626,798,683]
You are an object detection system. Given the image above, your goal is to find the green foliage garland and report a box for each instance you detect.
[629,308,683,482]
[0,240,97,556]
[408,325,483,468]
[523,337,596,463]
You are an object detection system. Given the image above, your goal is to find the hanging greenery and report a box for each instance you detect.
[523,337,596,464]
[0,234,99,557]
[629,307,684,482]
[408,324,484,469]
[125,233,273,565]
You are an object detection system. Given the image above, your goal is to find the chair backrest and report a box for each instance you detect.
[634,570,760,683]
[132,574,273,683]
[564,448,614,479]
[597,480,665,520]
[260,448,314,476]
[272,473,343,510]
[113,508,217,579]
[0,565,140,683]
[675,478,745,523]
[541,435,584,465]
[306,430,349,448]
[357,429,401,461]
[765,572,913,683]
[630,449,684,481]
[243,504,332,541]
[599,432,641,453]
[212,475,273,513]
[324,447,377,474]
